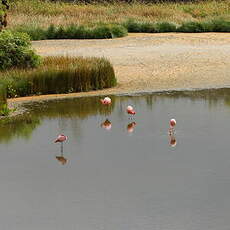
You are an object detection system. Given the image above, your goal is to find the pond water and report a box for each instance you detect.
[1,89,230,230]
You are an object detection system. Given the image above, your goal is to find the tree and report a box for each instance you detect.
[0,0,9,31]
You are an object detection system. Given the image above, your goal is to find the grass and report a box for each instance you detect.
[0,83,7,112]
[8,0,230,30]
[0,56,117,98]
[11,18,230,40]
[123,18,230,33]
[12,24,127,40]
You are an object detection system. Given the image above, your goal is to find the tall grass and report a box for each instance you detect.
[8,0,230,29]
[13,24,127,40]
[0,83,7,111]
[123,18,230,33]
[0,56,117,98]
[12,17,230,41]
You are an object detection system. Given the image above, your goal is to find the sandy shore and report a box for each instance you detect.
[8,33,230,105]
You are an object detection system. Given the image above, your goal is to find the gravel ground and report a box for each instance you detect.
[9,33,230,104]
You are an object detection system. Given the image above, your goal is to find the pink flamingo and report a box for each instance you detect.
[100,97,112,105]
[169,118,176,135]
[54,134,67,143]
[127,105,136,118]
[101,119,112,130]
[54,134,67,156]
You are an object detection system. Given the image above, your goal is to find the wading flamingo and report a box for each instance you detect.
[169,118,176,135]
[127,105,136,118]
[100,97,112,105]
[54,134,67,159]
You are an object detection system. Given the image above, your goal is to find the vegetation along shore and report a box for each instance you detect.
[8,0,230,39]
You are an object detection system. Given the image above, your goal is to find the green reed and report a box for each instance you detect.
[0,56,117,98]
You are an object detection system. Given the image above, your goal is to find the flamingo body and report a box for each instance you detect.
[54,134,67,143]
[100,97,112,105]
[127,105,136,115]
[170,119,176,128]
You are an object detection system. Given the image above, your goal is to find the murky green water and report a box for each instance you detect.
[1,89,230,230]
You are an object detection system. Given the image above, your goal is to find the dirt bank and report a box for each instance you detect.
[8,33,230,104]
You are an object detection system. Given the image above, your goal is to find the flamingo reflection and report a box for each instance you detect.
[56,155,68,165]
[127,122,137,133]
[101,119,112,130]
[169,134,177,147]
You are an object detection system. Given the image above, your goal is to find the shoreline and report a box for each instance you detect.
[6,85,230,118]
[4,33,230,117]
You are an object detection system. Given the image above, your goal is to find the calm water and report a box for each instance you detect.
[1,89,230,230]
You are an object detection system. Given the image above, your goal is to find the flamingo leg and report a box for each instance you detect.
[61,142,63,156]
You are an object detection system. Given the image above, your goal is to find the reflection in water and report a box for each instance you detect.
[0,115,40,143]
[56,155,68,165]
[3,88,230,143]
[101,119,112,130]
[56,144,68,165]
[169,134,177,147]
[127,122,137,133]
[2,89,230,229]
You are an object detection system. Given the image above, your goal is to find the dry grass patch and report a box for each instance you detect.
[8,0,230,29]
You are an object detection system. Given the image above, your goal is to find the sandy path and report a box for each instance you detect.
[8,33,230,104]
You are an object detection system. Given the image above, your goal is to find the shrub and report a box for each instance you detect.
[177,21,205,32]
[0,56,117,97]
[210,18,230,32]
[177,19,230,32]
[155,22,177,32]
[123,19,143,32]
[123,19,176,33]
[0,30,42,70]
[13,24,127,40]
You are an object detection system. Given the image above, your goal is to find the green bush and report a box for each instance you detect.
[123,18,230,33]
[123,19,176,33]
[177,19,230,32]
[0,56,117,98]
[123,19,143,32]
[177,21,205,32]
[210,18,230,32]
[155,22,177,32]
[13,24,127,40]
[0,30,42,70]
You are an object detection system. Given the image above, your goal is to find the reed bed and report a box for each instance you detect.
[123,18,230,32]
[13,24,127,40]
[8,0,230,29]
[0,56,117,98]
[0,83,7,111]
[12,18,230,40]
